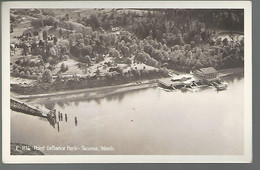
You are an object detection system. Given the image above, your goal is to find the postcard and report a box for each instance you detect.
[2,1,252,163]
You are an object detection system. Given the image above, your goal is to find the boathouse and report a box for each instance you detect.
[194,67,218,81]
[158,78,184,89]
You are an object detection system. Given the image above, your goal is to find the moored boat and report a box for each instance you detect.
[212,81,228,90]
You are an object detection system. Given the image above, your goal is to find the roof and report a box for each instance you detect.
[199,67,217,74]
[159,78,183,86]
[171,81,184,86]
[172,74,192,81]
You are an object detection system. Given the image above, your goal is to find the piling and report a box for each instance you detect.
[58,111,60,121]
[61,113,63,121]
[54,112,57,121]
[75,117,78,126]
[65,114,67,122]
[57,122,60,132]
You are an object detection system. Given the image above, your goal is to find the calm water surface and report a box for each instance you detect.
[11,74,244,155]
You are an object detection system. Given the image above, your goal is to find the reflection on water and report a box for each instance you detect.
[11,73,244,155]
[223,72,244,84]
[44,102,55,110]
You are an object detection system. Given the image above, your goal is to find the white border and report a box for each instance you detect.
[2,1,252,163]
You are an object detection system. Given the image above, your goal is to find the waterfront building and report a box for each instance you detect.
[194,67,218,81]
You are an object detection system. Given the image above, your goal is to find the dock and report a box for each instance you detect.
[158,67,229,91]
[158,74,227,91]
[10,98,56,126]
[11,98,49,118]
[10,98,75,130]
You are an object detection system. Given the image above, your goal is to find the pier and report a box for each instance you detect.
[158,67,227,91]
[10,98,57,126]
[158,78,225,91]
[11,98,49,118]
[10,97,75,131]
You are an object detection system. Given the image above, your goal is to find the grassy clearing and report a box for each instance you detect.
[212,31,244,42]
[11,76,36,85]
[52,59,83,75]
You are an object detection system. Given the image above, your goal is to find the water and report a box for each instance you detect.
[11,73,244,155]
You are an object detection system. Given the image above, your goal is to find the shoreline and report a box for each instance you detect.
[14,79,158,101]
[27,83,156,104]
[13,67,244,101]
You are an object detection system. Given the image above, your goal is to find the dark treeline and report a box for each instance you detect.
[78,9,244,71]
[81,9,244,39]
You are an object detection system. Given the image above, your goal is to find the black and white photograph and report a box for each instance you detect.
[2,1,252,163]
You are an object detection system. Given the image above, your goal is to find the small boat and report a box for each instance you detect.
[180,85,188,92]
[212,81,228,90]
[215,83,228,90]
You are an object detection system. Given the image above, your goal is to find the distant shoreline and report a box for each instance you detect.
[13,67,244,101]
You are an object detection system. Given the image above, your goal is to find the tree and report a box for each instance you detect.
[65,13,69,21]
[223,38,229,46]
[152,50,164,61]
[90,14,100,29]
[22,44,29,56]
[160,67,169,76]
[126,58,132,65]
[49,58,57,65]
[70,45,81,58]
[194,34,202,44]
[31,72,37,79]
[20,71,26,78]
[54,37,58,44]
[49,47,57,57]
[96,54,105,62]
[187,51,193,59]
[116,66,123,75]
[13,68,20,77]
[171,45,180,52]
[96,69,100,76]
[10,24,13,33]
[105,72,112,80]
[240,37,244,47]
[122,46,130,58]
[62,55,69,61]
[43,30,48,41]
[195,60,203,69]
[54,22,58,29]
[85,55,92,66]
[109,49,120,58]
[60,63,66,72]
[59,28,63,37]
[80,55,92,66]
[162,44,169,52]
[26,71,30,78]
[31,43,37,55]
[184,44,191,51]
[81,45,92,56]
[76,33,83,40]
[144,44,154,55]
[55,73,63,83]
[129,44,138,55]
[42,69,53,83]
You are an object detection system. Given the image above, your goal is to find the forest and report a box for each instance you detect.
[10,9,244,94]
